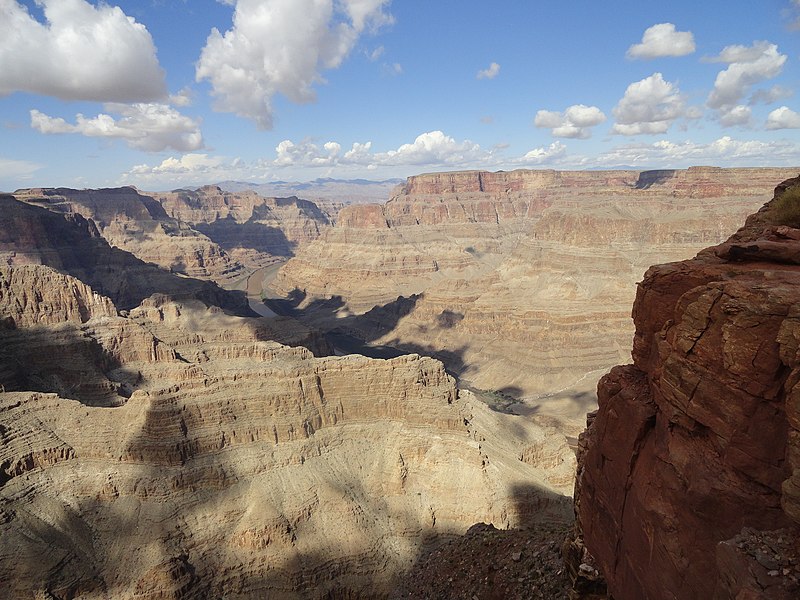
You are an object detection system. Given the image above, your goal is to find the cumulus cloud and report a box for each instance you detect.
[375,131,486,166]
[534,104,606,139]
[121,153,249,187]
[196,0,393,129]
[120,131,501,187]
[271,131,489,169]
[127,154,230,176]
[515,142,567,165]
[626,23,695,59]
[611,73,687,135]
[706,41,787,124]
[766,106,800,129]
[718,105,752,127]
[30,104,203,152]
[477,62,501,80]
[0,0,166,102]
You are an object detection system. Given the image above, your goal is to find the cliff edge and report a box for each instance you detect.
[568,175,800,599]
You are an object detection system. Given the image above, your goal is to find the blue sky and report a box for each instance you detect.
[1,0,799,191]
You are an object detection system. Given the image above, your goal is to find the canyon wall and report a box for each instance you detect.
[570,176,800,599]
[273,167,798,429]
[13,186,333,285]
[0,200,574,597]
[0,194,246,313]
[13,187,245,284]
[154,185,332,269]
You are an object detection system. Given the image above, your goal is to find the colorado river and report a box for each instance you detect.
[244,262,286,318]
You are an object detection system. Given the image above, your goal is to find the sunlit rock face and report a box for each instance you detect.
[13,187,247,284]
[273,167,798,429]
[12,185,334,285]
[153,185,333,269]
[571,176,800,600]
[0,197,574,598]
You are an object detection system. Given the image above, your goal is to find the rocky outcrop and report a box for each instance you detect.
[570,176,800,599]
[0,194,248,313]
[0,264,116,327]
[0,260,574,597]
[13,187,246,284]
[154,186,332,268]
[273,167,798,430]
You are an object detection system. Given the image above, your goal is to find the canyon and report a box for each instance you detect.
[0,191,573,598]
[2,167,799,598]
[272,167,798,432]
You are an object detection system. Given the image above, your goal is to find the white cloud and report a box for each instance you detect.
[477,62,501,80]
[169,88,194,107]
[749,85,793,105]
[789,0,800,30]
[534,104,606,139]
[0,157,43,185]
[594,136,800,167]
[274,138,343,167]
[128,154,228,176]
[121,153,250,188]
[383,62,403,76]
[196,0,393,129]
[611,73,687,135]
[367,45,384,61]
[377,131,487,166]
[0,0,165,102]
[30,104,203,152]
[706,41,787,124]
[718,105,751,127]
[626,23,695,59]
[515,142,567,165]
[766,106,800,129]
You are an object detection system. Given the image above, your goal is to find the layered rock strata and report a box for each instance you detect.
[13,187,245,284]
[0,194,246,313]
[0,259,574,597]
[154,186,332,269]
[273,167,798,429]
[570,176,800,599]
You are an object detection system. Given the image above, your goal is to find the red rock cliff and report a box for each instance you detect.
[571,175,800,599]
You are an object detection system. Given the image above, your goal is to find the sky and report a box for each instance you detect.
[1,0,800,192]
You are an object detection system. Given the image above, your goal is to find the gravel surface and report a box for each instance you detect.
[390,522,572,599]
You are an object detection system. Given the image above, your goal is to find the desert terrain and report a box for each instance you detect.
[1,168,799,598]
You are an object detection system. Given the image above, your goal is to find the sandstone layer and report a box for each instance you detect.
[154,185,332,269]
[570,176,800,599]
[273,167,798,429]
[0,194,247,313]
[0,202,574,597]
[13,187,245,284]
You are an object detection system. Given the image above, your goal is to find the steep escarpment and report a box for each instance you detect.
[273,167,798,428]
[0,194,247,313]
[570,176,800,599]
[154,186,332,268]
[13,187,245,284]
[0,261,573,597]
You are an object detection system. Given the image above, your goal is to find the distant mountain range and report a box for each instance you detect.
[211,177,405,205]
